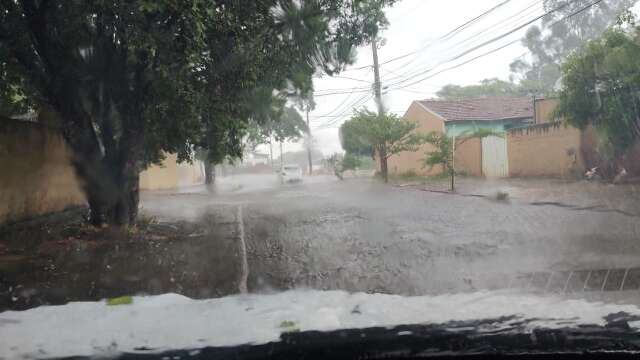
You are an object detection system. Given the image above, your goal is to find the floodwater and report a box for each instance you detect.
[2,174,640,310]
[147,175,640,298]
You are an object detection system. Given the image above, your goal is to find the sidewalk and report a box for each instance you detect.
[395,177,640,217]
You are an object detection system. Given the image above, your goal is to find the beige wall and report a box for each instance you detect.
[387,102,445,176]
[0,118,85,224]
[385,102,483,177]
[177,160,205,187]
[507,122,584,178]
[534,98,559,124]
[139,154,179,190]
[0,117,205,224]
[139,153,205,190]
[454,137,482,176]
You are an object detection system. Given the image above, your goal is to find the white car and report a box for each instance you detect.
[279,164,303,183]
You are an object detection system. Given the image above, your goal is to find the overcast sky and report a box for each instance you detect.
[261,0,639,158]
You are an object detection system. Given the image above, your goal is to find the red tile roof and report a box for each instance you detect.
[418,97,533,122]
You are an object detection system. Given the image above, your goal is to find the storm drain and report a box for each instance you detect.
[506,267,640,293]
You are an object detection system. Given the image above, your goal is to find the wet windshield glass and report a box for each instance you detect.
[2,0,640,358]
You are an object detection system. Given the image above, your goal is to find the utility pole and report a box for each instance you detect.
[371,36,384,115]
[306,109,312,175]
[279,141,284,169]
[371,36,388,181]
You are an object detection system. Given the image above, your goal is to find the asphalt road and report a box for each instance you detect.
[141,174,640,300]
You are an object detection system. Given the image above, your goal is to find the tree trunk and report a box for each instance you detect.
[204,161,215,185]
[379,147,389,183]
[307,146,313,175]
[204,161,215,193]
[79,155,142,227]
[450,170,455,192]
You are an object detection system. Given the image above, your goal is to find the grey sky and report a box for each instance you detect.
[261,0,638,157]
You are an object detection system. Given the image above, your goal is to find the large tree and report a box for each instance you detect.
[510,0,636,95]
[340,109,424,183]
[556,27,640,172]
[436,78,527,99]
[0,0,394,225]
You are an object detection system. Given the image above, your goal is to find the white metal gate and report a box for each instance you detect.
[481,135,508,178]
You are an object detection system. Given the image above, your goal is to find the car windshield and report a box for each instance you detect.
[3,0,640,358]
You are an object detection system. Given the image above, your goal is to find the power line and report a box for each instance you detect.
[330,75,373,83]
[389,0,604,91]
[313,1,542,97]
[314,93,372,129]
[376,0,544,86]
[314,87,359,117]
[312,0,545,125]
[382,0,581,90]
[359,0,516,70]
[440,0,514,41]
[312,0,604,131]
[442,0,541,59]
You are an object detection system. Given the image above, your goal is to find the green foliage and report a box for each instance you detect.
[458,128,504,139]
[341,153,362,171]
[0,0,395,224]
[355,155,374,170]
[106,296,133,306]
[510,0,636,94]
[340,117,374,157]
[270,107,309,143]
[342,109,424,158]
[557,28,640,159]
[0,59,33,117]
[340,108,425,182]
[436,78,526,99]
[423,130,502,190]
[245,106,308,155]
[278,320,300,333]
[423,132,454,175]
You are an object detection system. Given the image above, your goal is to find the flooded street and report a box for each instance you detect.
[3,174,640,311]
[144,175,640,299]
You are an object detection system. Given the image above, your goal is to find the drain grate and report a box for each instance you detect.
[506,267,640,293]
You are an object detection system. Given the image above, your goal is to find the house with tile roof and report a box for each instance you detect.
[418,97,534,137]
[386,97,534,178]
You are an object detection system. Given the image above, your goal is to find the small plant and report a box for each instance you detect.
[106,296,133,306]
[423,129,502,191]
[278,320,300,333]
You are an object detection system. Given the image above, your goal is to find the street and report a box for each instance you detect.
[141,175,640,300]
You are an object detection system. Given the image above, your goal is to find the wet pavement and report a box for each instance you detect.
[141,175,640,301]
[2,174,639,311]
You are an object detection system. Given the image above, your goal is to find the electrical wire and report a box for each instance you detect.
[382,0,582,90]
[388,0,604,91]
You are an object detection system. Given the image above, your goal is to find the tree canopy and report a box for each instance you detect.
[556,27,640,161]
[510,0,636,95]
[340,109,424,182]
[0,0,394,225]
[436,78,527,99]
[339,116,374,157]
